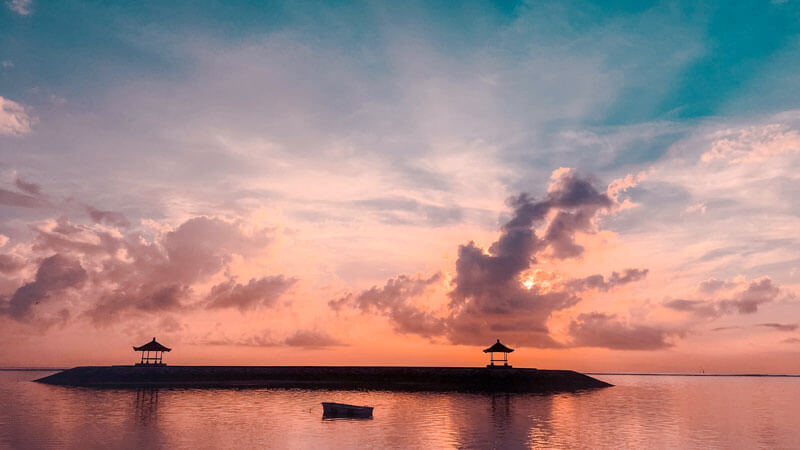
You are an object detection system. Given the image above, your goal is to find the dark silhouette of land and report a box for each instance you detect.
[35,366,612,393]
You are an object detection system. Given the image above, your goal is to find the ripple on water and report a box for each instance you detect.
[1,372,799,449]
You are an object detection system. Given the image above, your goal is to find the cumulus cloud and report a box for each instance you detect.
[0,96,35,135]
[0,254,87,321]
[333,169,651,348]
[87,206,130,228]
[568,312,677,350]
[0,213,290,326]
[445,169,614,346]
[206,275,297,311]
[79,216,276,323]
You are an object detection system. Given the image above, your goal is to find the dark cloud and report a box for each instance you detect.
[568,312,676,350]
[664,278,782,318]
[756,323,798,332]
[0,188,48,208]
[783,337,800,344]
[0,254,24,274]
[710,326,742,331]
[87,206,131,228]
[0,254,87,321]
[19,215,286,325]
[332,170,648,348]
[444,170,614,347]
[283,330,343,348]
[14,176,41,196]
[331,273,446,338]
[206,275,297,311]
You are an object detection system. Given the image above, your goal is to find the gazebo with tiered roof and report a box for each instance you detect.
[133,337,171,366]
[483,339,514,368]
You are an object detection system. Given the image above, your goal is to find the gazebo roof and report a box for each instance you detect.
[133,337,171,352]
[483,339,514,353]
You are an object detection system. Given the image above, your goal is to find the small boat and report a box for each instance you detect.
[322,402,374,418]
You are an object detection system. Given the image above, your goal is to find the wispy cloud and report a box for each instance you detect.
[0,97,36,136]
[5,0,31,15]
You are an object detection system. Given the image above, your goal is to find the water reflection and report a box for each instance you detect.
[134,388,160,426]
[2,372,800,449]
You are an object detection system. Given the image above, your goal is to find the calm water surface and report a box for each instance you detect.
[1,371,799,449]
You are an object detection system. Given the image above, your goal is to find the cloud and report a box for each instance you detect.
[665,278,783,318]
[332,170,651,348]
[663,298,722,318]
[283,330,343,348]
[0,188,48,208]
[5,214,286,326]
[701,124,800,164]
[783,337,800,344]
[80,217,275,323]
[444,169,614,346]
[710,326,742,332]
[206,275,297,311]
[14,176,41,196]
[87,207,130,228]
[0,96,35,135]
[0,254,24,274]
[756,323,798,332]
[351,196,464,226]
[565,268,649,292]
[568,312,677,350]
[4,0,30,15]
[331,273,445,338]
[0,254,87,321]
[719,278,781,314]
[198,329,342,348]
[698,277,737,294]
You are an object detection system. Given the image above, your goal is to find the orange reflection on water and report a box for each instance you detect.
[3,372,800,448]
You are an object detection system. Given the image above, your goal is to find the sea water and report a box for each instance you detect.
[1,371,798,448]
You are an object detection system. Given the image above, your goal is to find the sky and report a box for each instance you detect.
[1,0,800,373]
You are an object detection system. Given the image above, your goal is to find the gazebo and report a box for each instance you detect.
[133,337,171,366]
[483,339,514,368]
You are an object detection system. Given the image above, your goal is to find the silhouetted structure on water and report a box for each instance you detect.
[133,337,171,366]
[484,339,514,368]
